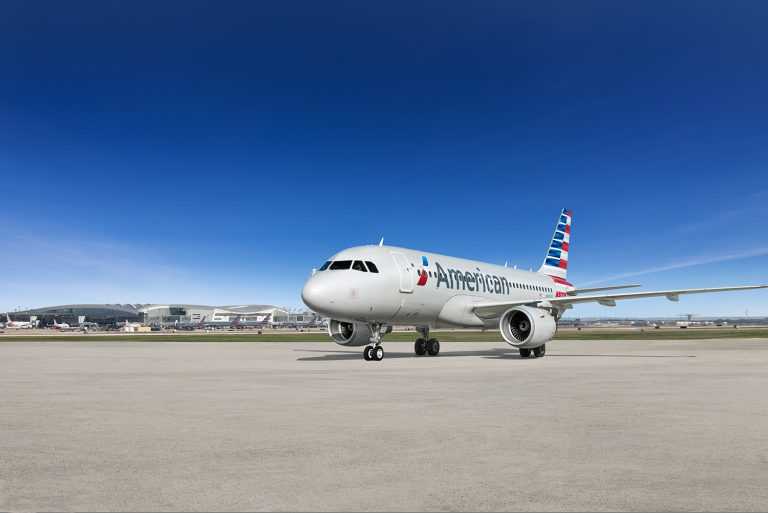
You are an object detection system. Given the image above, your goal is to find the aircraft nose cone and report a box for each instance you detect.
[301,279,327,313]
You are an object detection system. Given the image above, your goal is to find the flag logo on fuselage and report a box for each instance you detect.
[417,256,429,286]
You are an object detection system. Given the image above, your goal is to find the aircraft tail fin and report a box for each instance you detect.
[538,208,572,279]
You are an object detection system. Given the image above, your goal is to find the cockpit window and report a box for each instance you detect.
[352,261,368,272]
[329,260,352,270]
[365,261,379,273]
[318,261,331,271]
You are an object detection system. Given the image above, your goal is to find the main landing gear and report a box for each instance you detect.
[363,345,384,361]
[363,323,385,362]
[414,327,440,357]
[519,344,546,358]
[362,325,441,361]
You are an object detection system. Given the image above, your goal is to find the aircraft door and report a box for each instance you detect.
[391,252,414,293]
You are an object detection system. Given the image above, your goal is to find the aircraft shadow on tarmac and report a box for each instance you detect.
[294,348,694,361]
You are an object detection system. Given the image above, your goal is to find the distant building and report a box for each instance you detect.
[139,304,286,326]
[6,304,142,325]
[4,303,321,328]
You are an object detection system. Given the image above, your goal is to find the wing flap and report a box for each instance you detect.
[472,285,767,319]
[555,285,767,305]
[568,284,640,295]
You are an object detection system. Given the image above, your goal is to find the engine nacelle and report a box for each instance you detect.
[499,306,557,348]
[328,319,372,346]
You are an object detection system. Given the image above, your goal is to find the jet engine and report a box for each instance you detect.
[328,319,372,346]
[499,306,557,348]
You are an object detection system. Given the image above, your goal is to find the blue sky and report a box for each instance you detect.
[1,1,767,316]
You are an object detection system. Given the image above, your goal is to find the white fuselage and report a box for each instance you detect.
[5,321,33,329]
[302,245,573,328]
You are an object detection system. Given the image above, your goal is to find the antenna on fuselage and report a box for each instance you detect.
[504,261,508,267]
[378,237,384,246]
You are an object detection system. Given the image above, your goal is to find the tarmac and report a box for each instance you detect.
[2,338,768,511]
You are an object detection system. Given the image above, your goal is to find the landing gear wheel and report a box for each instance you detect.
[426,338,440,356]
[414,338,427,356]
[533,345,546,358]
[519,348,532,358]
[363,346,373,361]
[372,346,384,361]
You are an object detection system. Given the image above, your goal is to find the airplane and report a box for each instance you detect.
[51,318,94,331]
[4,313,34,329]
[301,208,768,361]
[52,318,72,330]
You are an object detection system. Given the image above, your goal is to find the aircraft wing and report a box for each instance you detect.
[568,284,640,295]
[472,285,768,319]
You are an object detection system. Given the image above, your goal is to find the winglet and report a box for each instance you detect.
[378,237,384,247]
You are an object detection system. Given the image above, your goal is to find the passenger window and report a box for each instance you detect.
[318,261,331,271]
[365,261,379,273]
[352,261,368,272]
[330,260,352,270]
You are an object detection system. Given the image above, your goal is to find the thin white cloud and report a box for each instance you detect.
[677,203,767,234]
[581,247,768,286]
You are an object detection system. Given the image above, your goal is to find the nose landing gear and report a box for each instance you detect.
[363,323,385,362]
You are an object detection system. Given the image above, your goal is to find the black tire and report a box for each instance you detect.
[414,338,427,355]
[363,346,373,361]
[373,346,384,361]
[426,338,440,356]
[519,348,531,358]
[533,345,546,358]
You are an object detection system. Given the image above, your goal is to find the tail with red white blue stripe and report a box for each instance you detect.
[538,208,572,280]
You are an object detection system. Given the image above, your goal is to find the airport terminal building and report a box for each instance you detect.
[6,304,143,325]
[6,304,321,328]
